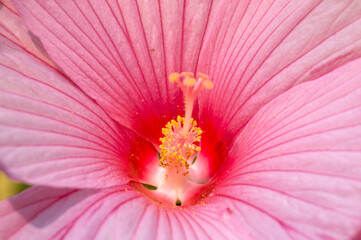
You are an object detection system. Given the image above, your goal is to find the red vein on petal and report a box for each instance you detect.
[0,53,122,145]
[20,1,138,114]
[153,206,160,240]
[130,203,149,240]
[221,183,361,220]
[217,0,298,119]
[103,0,152,99]
[233,149,361,176]
[9,156,117,168]
[213,0,275,105]
[242,77,360,155]
[164,210,174,240]
[31,0,135,101]
[53,1,119,70]
[236,122,361,170]
[215,193,312,240]
[230,169,361,183]
[206,0,248,76]
[181,210,211,239]
[0,92,121,154]
[187,210,229,239]
[6,190,77,239]
[55,190,140,239]
[204,0,261,116]
[224,11,361,129]
[2,2,18,15]
[194,0,213,74]
[112,1,157,107]
[85,0,150,107]
[240,103,361,165]
[134,0,163,104]
[180,0,186,70]
[171,211,189,239]
[157,0,170,109]
[0,31,65,78]
[0,121,120,156]
[175,210,197,239]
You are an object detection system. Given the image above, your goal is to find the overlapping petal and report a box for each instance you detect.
[0,186,243,240]
[213,59,361,239]
[0,0,57,68]
[12,0,361,176]
[10,0,220,144]
[2,0,361,239]
[0,9,160,188]
[198,0,361,143]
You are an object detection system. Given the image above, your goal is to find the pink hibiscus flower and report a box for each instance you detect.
[1,0,361,239]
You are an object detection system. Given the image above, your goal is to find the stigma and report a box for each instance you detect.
[159,72,213,176]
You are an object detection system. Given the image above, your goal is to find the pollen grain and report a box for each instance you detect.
[159,116,202,176]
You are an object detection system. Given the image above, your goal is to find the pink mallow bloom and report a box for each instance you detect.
[1,0,361,239]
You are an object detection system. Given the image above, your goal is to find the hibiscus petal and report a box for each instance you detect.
[0,0,57,68]
[198,0,361,143]
[10,0,217,144]
[0,186,243,240]
[0,18,149,188]
[214,59,361,239]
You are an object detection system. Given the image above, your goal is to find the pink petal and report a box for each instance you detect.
[0,0,57,69]
[0,17,157,188]
[0,186,244,240]
[198,0,361,144]
[11,0,216,144]
[213,58,361,239]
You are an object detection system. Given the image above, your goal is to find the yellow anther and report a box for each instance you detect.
[183,77,196,87]
[159,115,202,176]
[197,72,209,80]
[181,72,194,78]
[169,72,180,83]
[202,79,214,89]
[163,72,213,178]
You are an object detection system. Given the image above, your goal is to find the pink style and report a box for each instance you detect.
[1,0,361,239]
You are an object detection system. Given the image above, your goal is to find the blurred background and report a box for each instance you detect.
[0,171,29,201]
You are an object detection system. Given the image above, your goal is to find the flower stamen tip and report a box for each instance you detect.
[168,71,214,94]
[183,77,196,87]
[180,72,194,78]
[159,116,202,176]
[202,79,214,89]
[169,72,180,83]
[162,71,212,177]
[197,72,209,79]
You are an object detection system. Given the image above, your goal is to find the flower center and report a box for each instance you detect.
[159,116,202,176]
[132,72,214,206]
[159,72,213,176]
